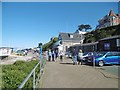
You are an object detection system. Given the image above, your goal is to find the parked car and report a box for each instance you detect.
[15,50,25,56]
[65,52,72,58]
[81,52,96,63]
[85,52,120,67]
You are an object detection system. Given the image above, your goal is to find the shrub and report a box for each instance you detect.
[2,60,40,89]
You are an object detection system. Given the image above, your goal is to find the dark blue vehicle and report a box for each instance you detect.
[85,52,120,67]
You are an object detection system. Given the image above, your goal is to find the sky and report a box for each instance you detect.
[1,2,119,48]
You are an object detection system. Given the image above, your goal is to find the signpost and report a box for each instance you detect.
[38,43,42,61]
[38,43,42,75]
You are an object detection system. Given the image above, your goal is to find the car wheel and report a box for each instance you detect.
[98,60,104,67]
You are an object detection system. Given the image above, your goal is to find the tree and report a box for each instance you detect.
[42,37,58,51]
[78,24,92,32]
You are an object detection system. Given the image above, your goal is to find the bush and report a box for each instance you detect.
[84,25,120,43]
[2,60,40,89]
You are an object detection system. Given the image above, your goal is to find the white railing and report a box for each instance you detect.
[18,59,46,90]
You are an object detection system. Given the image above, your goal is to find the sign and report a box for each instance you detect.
[104,43,110,50]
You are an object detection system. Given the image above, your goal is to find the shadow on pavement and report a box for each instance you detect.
[60,62,73,65]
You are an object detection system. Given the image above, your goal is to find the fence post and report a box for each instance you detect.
[33,70,35,89]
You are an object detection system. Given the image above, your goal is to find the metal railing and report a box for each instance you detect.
[18,59,46,90]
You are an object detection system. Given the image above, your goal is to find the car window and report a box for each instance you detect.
[118,53,120,56]
[83,52,88,56]
[106,52,118,57]
[113,52,120,56]
[106,53,113,57]
[96,52,106,57]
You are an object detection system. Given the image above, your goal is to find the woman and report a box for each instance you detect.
[48,49,52,61]
[59,51,63,62]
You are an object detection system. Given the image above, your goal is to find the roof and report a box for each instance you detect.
[100,35,120,41]
[0,47,13,49]
[59,32,84,42]
[108,10,117,17]
[98,10,118,22]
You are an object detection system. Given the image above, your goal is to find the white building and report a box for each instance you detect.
[0,47,13,57]
[96,10,120,29]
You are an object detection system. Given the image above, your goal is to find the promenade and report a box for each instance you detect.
[38,58,119,88]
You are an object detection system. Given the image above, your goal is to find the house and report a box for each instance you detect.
[55,32,85,52]
[98,35,120,51]
[68,35,120,53]
[68,42,98,53]
[0,47,13,59]
[96,10,120,29]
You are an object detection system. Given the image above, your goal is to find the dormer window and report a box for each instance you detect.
[112,16,115,19]
[68,34,73,38]
[59,35,62,40]
[70,35,73,38]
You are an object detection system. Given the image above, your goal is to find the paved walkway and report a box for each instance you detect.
[38,58,119,88]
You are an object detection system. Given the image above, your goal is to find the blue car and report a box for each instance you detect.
[85,52,120,67]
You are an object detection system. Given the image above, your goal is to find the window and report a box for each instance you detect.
[116,39,120,47]
[104,43,110,50]
[68,34,73,38]
[70,34,73,38]
[58,35,62,40]
[112,16,116,19]
[106,53,113,57]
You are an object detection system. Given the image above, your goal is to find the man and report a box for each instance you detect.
[72,48,77,65]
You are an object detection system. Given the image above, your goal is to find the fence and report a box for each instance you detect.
[18,59,46,90]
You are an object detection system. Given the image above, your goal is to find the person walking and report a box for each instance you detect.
[77,49,83,65]
[48,49,52,61]
[72,48,77,65]
[59,51,63,63]
[52,50,55,62]
[55,49,58,60]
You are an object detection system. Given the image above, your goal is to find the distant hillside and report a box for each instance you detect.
[84,24,120,43]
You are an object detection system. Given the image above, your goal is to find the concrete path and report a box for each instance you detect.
[38,58,119,88]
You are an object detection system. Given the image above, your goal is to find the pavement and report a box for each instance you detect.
[96,65,120,76]
[37,58,119,88]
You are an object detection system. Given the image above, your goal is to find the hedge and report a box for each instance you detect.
[2,60,40,89]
